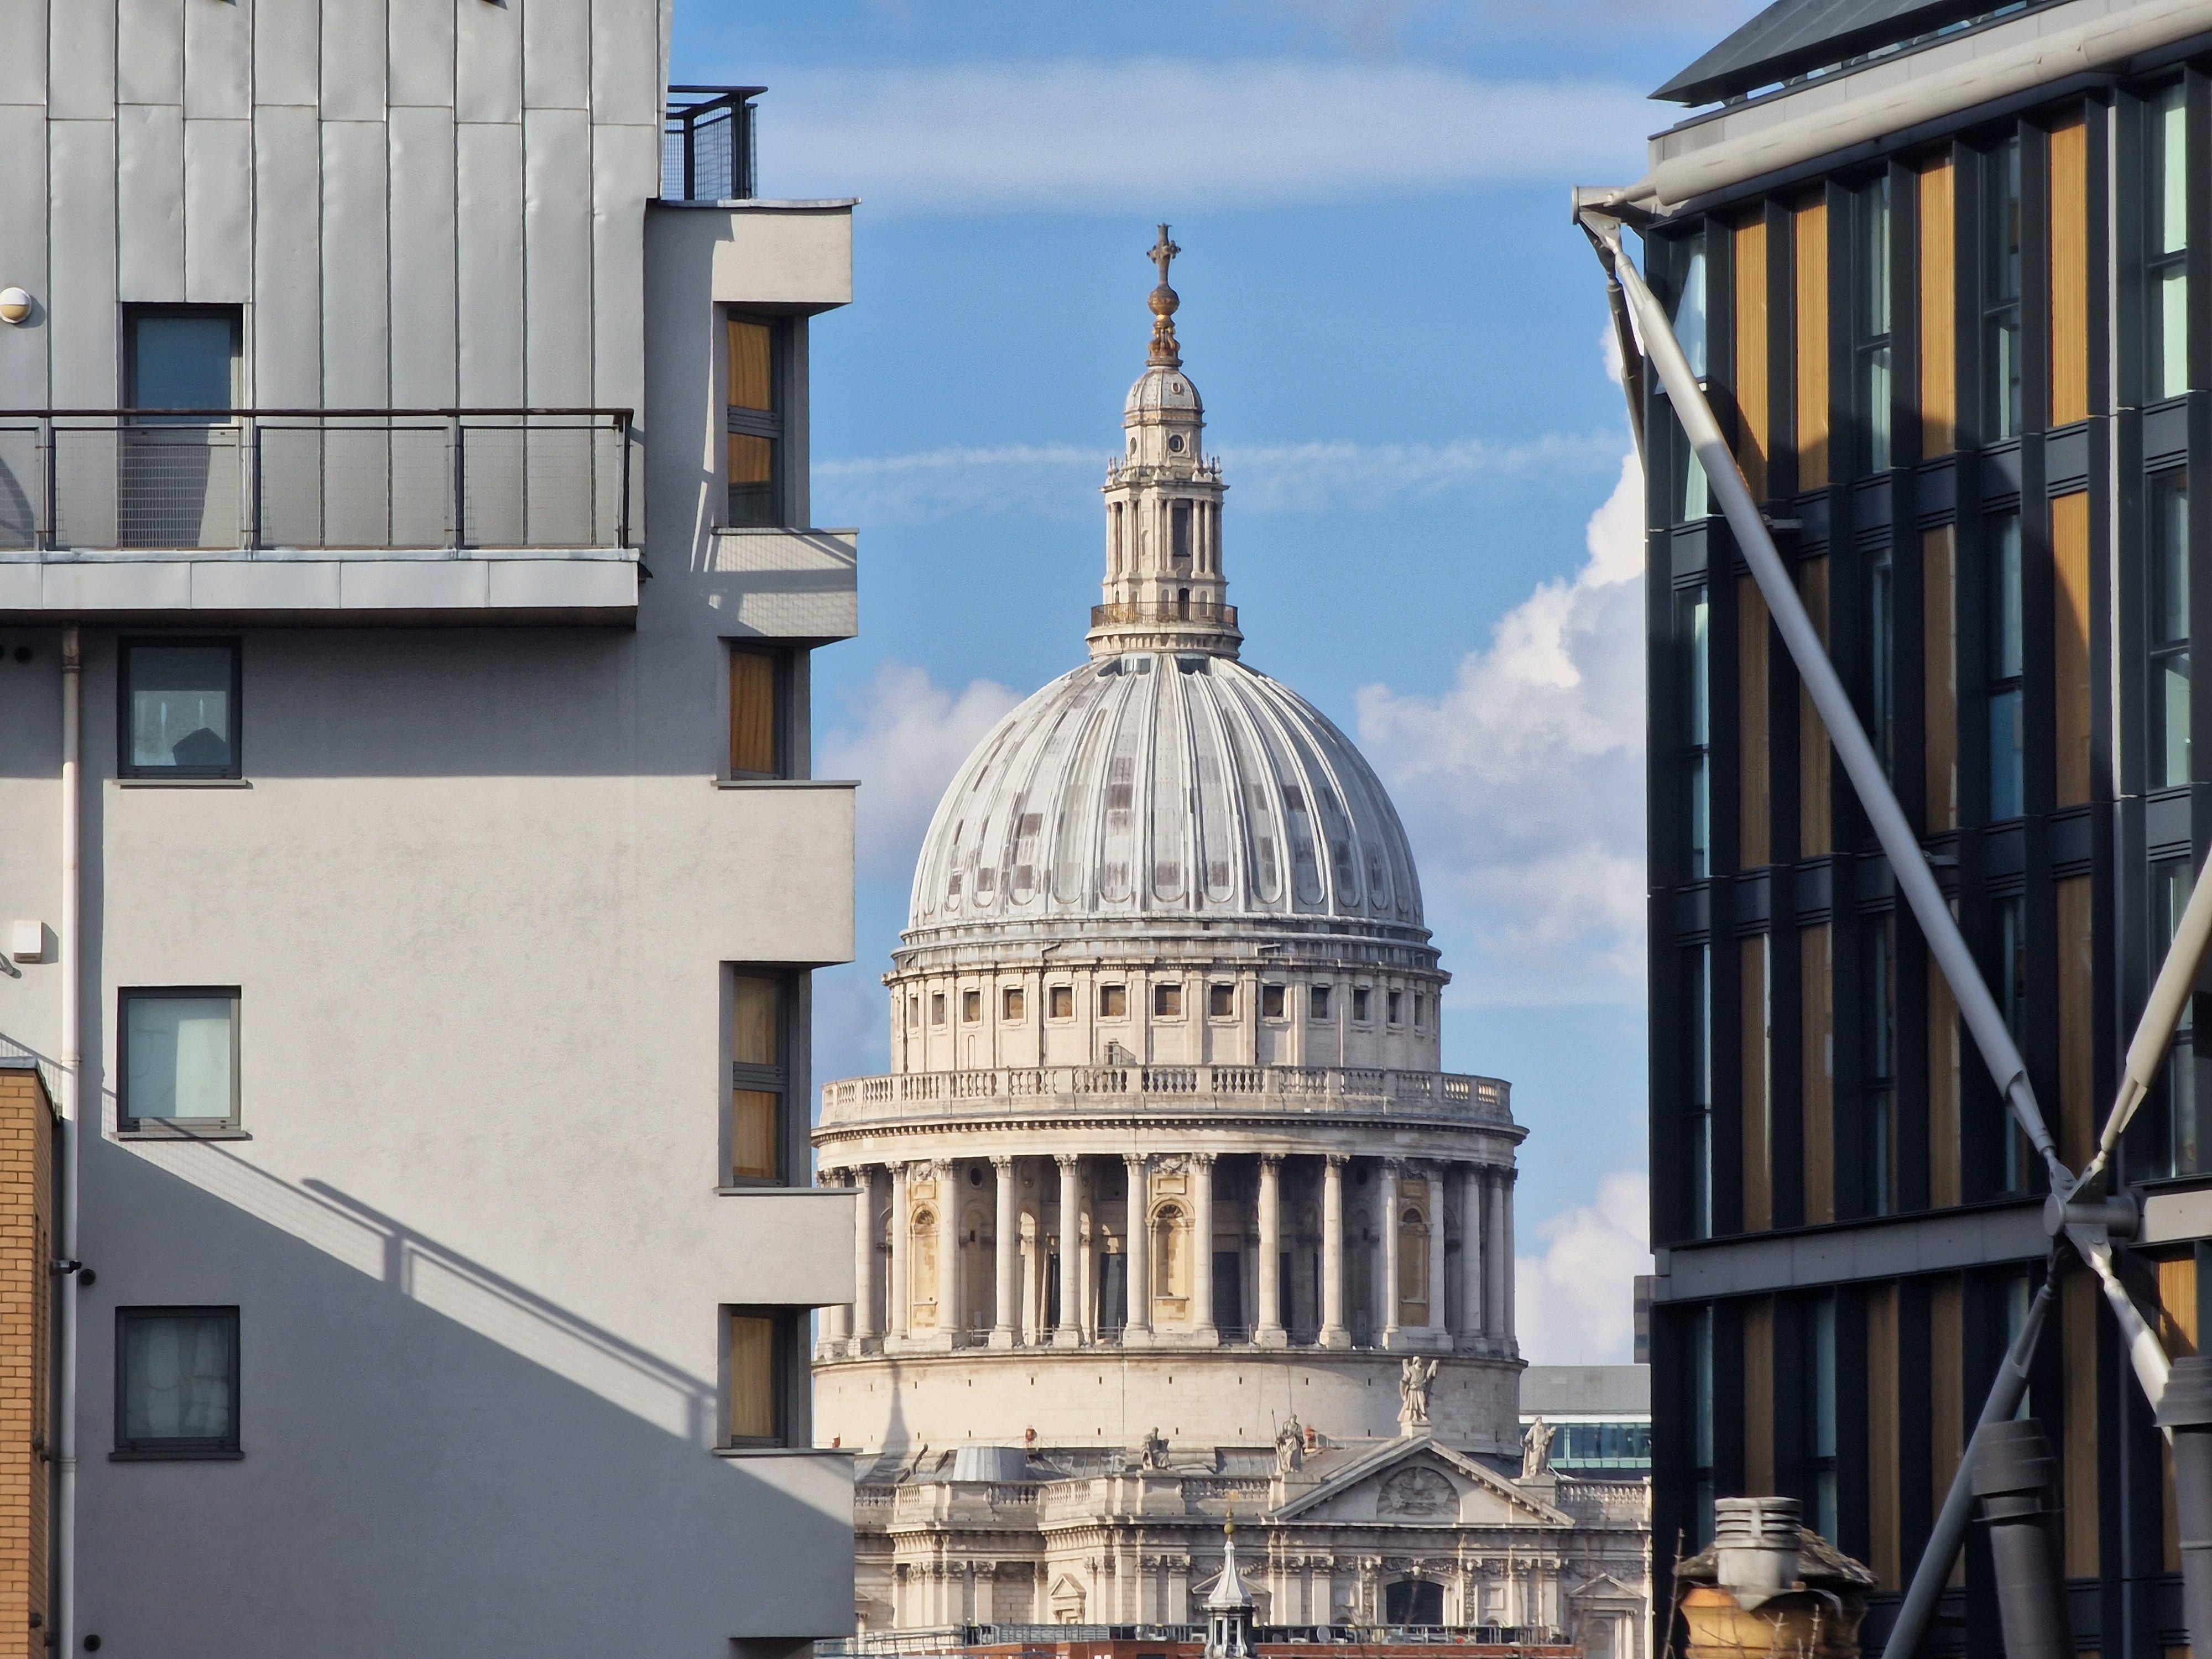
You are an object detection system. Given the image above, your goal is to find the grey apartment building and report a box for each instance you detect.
[1617,0,2212,1652]
[0,5,860,1655]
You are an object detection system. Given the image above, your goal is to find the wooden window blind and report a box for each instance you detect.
[2053,493,2092,805]
[1803,924,1835,1225]
[1735,213,1771,500]
[2063,1270,2100,1574]
[1924,526,1959,830]
[1867,1283,1902,1587]
[728,1314,781,1443]
[1919,156,1957,457]
[2049,114,2091,427]
[1741,933,1772,1232]
[1928,945,1963,1207]
[731,974,788,1184]
[1796,197,1830,489]
[729,649,781,778]
[1800,559,1833,855]
[1931,1275,1966,1585]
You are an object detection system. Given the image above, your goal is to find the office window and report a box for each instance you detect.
[1688,944,1714,1240]
[120,639,239,779]
[1996,896,2031,1191]
[116,1307,238,1457]
[1003,986,1024,1021]
[1809,1293,1840,1540]
[1310,984,1331,1021]
[1740,575,1772,866]
[1152,982,1181,1018]
[119,989,239,1131]
[2157,857,2201,1176]
[1984,136,2024,441]
[1208,983,1234,1019]
[727,316,784,528]
[1925,527,1960,831]
[726,1310,797,1447]
[1100,984,1128,1019]
[1047,985,1073,1020]
[1352,987,1371,1022]
[1987,513,2025,819]
[1799,560,1833,854]
[1673,229,1710,521]
[1387,989,1403,1025]
[1681,586,1710,877]
[1856,174,1895,473]
[730,973,796,1185]
[1262,984,1286,1020]
[727,646,799,779]
[1867,915,1897,1215]
[1692,1303,1717,1546]
[2150,82,2190,399]
[125,306,239,413]
[1869,546,1895,776]
[2153,468,2192,788]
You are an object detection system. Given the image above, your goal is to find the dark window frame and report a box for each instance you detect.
[1261,984,1287,1021]
[726,967,807,1189]
[122,302,242,415]
[1852,170,1896,475]
[1981,134,2026,443]
[724,311,791,529]
[2149,465,2192,789]
[118,635,243,781]
[113,1305,241,1459]
[727,642,803,781]
[1208,982,1236,1020]
[721,1305,804,1449]
[117,985,242,1135]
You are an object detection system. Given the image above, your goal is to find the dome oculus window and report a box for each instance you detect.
[1154,982,1183,1018]
[1100,984,1129,1019]
[1048,985,1074,1020]
[1167,433,1185,453]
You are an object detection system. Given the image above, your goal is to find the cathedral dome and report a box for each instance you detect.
[906,649,1426,937]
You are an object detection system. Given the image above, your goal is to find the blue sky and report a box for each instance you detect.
[671,0,1766,1363]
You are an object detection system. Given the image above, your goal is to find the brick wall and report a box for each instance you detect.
[0,1066,55,1655]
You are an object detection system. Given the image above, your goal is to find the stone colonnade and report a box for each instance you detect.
[819,1151,1516,1353]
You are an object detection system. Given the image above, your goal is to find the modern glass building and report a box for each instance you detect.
[1613,0,2212,1651]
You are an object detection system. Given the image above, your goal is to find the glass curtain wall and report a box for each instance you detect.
[1985,137,2025,441]
[2152,467,2191,787]
[1989,512,2026,818]
[2150,81,2190,399]
[1857,175,1895,472]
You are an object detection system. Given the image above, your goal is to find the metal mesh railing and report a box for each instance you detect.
[0,410,633,553]
[664,86,763,201]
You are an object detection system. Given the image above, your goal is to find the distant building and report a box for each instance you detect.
[1520,1366,1652,1480]
[813,238,1650,1659]
[0,9,860,1655]
[1615,0,2212,1646]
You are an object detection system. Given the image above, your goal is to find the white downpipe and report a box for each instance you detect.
[56,623,80,1659]
[1590,221,2068,1190]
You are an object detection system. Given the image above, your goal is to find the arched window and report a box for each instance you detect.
[1153,1203,1187,1306]
[910,1206,938,1330]
[1385,1579,1444,1627]
[1398,1207,1429,1327]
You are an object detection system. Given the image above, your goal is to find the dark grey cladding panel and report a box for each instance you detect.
[1735,871,1772,930]
[1673,524,1710,580]
[2146,400,2190,462]
[1796,493,1830,545]
[1675,885,1712,940]
[1982,445,2024,503]
[1917,460,1956,521]
[1851,476,1891,538]
[1793,861,1832,921]
[2149,790,2194,855]
[1985,822,2027,879]
[2051,808,2093,872]
[2046,426,2090,491]
[1652,0,1996,105]
[1854,855,1895,907]
[1652,1200,2047,1300]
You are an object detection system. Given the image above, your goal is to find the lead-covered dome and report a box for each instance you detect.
[907,649,1426,937]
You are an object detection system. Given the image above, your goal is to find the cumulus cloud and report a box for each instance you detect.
[813,431,1622,525]
[758,60,1655,212]
[1356,450,1646,1007]
[818,661,1025,884]
[1515,1169,1651,1365]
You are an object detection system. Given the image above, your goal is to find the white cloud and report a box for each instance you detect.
[757,60,1656,212]
[1356,449,1646,1006]
[813,431,1623,525]
[818,661,1026,884]
[1515,1169,1651,1366]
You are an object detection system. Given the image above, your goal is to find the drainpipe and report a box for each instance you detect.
[56,622,80,1657]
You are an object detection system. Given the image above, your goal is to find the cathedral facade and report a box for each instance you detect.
[813,233,1650,1659]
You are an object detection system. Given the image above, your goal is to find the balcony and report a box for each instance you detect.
[0,409,637,622]
[664,86,763,202]
[1089,597,1238,630]
[819,1064,1512,1130]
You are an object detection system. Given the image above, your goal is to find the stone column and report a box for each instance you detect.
[936,1160,962,1345]
[820,1169,851,1343]
[1319,1155,1349,1348]
[1055,1155,1083,1345]
[890,1161,911,1340]
[1124,1154,1151,1342]
[1501,1167,1517,1351]
[1191,1152,1218,1343]
[852,1164,879,1345]
[1378,1159,1402,1348]
[1426,1162,1449,1340]
[1255,1154,1286,1347]
[1458,1164,1483,1345]
[992,1156,1019,1348]
[1485,1167,1509,1341]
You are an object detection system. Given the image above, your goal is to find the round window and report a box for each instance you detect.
[1167,434,1185,453]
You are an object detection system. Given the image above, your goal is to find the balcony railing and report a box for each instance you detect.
[1090,597,1239,629]
[820,1064,1511,1127]
[0,409,631,553]
[664,86,763,201]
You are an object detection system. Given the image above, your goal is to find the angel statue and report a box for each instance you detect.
[1521,1415,1556,1479]
[1274,1416,1306,1475]
[1397,1355,1439,1430]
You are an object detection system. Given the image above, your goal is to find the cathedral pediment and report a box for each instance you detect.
[1270,1435,1573,1528]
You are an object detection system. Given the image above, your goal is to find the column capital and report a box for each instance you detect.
[1124,1151,1150,1171]
[1324,1152,1349,1172]
[1192,1150,1218,1170]
[992,1154,1015,1173]
[1380,1156,1403,1177]
[933,1156,959,1178]
[891,1160,913,1186]
[1258,1152,1284,1174]
[1055,1152,1082,1173]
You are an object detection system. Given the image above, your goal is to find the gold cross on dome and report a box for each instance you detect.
[1149,224,1180,287]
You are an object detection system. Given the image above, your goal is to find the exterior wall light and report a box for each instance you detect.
[0,288,32,325]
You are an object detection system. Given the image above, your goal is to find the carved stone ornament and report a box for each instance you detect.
[1377,1465,1457,1518]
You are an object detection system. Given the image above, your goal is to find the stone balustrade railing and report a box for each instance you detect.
[820,1065,1511,1128]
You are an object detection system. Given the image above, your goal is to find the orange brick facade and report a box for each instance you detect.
[0,1065,54,1655]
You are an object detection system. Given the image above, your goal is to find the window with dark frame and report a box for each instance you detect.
[1388,989,1404,1025]
[1670,229,1710,523]
[1986,512,2025,819]
[729,972,798,1186]
[1687,944,1713,1240]
[2157,857,2201,1176]
[726,1308,799,1448]
[1869,545,1896,776]
[1866,914,1897,1215]
[1262,984,1286,1020]
[729,646,796,780]
[1100,984,1128,1019]
[116,1307,238,1458]
[119,988,240,1132]
[1048,985,1073,1020]
[1681,586,1710,877]
[1352,987,1371,1023]
[1310,984,1331,1021]
[2152,467,2192,789]
[727,316,784,528]
[1995,895,2031,1191]
[1807,1292,1840,1539]
[2150,81,2190,400]
[121,639,241,779]
[1208,983,1235,1019]
[1855,174,1895,474]
[1691,1303,1717,1546]
[125,305,240,415]
[1984,136,2025,441]
[1154,982,1182,1018]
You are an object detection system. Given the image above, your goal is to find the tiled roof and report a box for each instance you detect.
[1654,0,1998,105]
